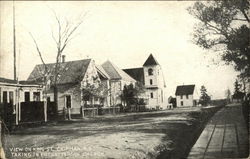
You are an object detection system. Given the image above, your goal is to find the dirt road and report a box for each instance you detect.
[4,106,219,159]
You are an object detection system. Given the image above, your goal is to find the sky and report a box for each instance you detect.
[0,1,239,99]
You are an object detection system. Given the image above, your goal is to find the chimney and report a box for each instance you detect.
[62,55,65,63]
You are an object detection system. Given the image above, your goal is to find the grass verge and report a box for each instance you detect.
[155,106,223,159]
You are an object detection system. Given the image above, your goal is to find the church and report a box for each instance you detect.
[123,54,166,109]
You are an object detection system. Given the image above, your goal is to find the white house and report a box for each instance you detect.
[28,58,111,115]
[0,78,43,105]
[101,60,137,106]
[123,54,167,109]
[175,84,199,107]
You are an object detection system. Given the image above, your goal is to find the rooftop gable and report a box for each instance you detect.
[143,54,159,66]
[96,65,110,80]
[102,60,136,82]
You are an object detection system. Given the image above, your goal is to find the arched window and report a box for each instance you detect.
[148,68,153,75]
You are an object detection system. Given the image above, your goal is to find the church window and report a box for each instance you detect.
[150,92,154,98]
[148,68,153,75]
[150,79,153,85]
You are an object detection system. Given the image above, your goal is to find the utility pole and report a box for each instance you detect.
[13,1,19,126]
[13,0,17,81]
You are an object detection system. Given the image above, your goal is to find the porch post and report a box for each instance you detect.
[15,89,18,125]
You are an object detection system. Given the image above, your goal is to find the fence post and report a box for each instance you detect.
[44,100,47,122]
[18,102,21,121]
[81,107,84,118]
[15,103,18,125]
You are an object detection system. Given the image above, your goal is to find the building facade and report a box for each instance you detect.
[0,77,43,124]
[27,58,135,114]
[175,84,198,107]
[123,54,166,109]
[101,60,136,106]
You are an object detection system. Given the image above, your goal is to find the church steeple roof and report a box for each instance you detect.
[143,54,159,66]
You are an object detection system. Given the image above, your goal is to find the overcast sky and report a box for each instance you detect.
[0,1,238,99]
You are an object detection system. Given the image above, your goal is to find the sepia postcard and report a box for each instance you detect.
[0,1,249,159]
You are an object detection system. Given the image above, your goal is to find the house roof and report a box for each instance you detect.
[19,80,41,85]
[123,67,144,84]
[0,77,41,85]
[96,65,110,80]
[0,77,17,84]
[101,60,136,82]
[175,85,195,95]
[27,59,91,84]
[143,54,159,66]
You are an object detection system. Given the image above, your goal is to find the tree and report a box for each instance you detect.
[187,0,250,78]
[199,85,211,106]
[82,82,110,107]
[234,79,241,94]
[232,79,245,101]
[225,88,231,103]
[121,82,145,111]
[30,10,85,116]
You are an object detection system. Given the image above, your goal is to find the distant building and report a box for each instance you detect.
[123,54,166,109]
[168,96,176,108]
[175,84,198,107]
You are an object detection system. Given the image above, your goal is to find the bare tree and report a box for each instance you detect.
[30,10,85,117]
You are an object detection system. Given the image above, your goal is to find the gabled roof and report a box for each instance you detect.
[27,59,91,85]
[175,85,195,96]
[96,65,110,80]
[123,67,144,84]
[143,54,159,66]
[101,60,136,82]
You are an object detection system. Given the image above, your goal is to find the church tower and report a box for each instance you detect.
[143,54,166,109]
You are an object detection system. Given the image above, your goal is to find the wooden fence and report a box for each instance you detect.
[122,105,146,112]
[81,106,121,117]
[0,103,14,131]
[98,107,120,115]
[20,102,44,122]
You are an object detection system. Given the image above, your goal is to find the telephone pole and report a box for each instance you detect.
[13,1,17,81]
